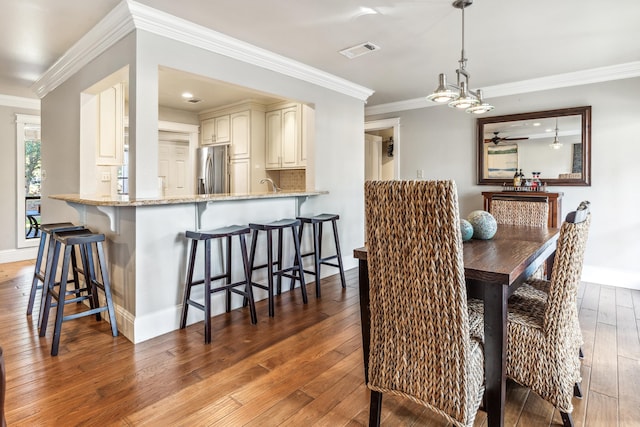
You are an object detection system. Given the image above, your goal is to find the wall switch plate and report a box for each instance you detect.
[416,169,424,179]
[101,172,111,182]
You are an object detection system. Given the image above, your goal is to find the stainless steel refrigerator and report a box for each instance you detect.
[196,145,229,194]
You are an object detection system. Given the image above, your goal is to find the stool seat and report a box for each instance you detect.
[248,218,307,317]
[298,213,339,224]
[181,225,256,344]
[186,225,250,240]
[249,218,300,231]
[39,230,118,356]
[295,213,346,297]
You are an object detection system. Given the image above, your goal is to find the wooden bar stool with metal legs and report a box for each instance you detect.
[248,219,308,317]
[27,222,85,316]
[293,213,346,297]
[180,225,257,344]
[39,229,118,356]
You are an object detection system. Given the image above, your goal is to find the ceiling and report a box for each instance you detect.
[1,0,639,109]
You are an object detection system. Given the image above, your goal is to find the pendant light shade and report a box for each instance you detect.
[426,74,460,103]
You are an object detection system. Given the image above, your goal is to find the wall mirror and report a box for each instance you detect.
[477,106,591,186]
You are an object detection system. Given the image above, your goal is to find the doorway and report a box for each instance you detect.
[364,118,400,181]
[16,114,41,249]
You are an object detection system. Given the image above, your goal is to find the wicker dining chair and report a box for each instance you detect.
[470,210,591,427]
[490,195,549,227]
[365,180,485,427]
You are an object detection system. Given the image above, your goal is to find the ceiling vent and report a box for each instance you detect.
[185,98,202,104]
[339,42,381,59]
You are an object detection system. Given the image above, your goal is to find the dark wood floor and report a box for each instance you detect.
[1,259,639,426]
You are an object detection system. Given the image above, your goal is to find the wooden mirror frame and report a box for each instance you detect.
[477,106,591,186]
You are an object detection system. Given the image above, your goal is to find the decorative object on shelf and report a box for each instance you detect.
[549,118,563,150]
[425,0,494,114]
[467,210,497,240]
[386,137,394,157]
[460,219,474,241]
[501,184,547,193]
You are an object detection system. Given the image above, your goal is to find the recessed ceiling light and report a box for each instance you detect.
[181,92,194,99]
[358,6,378,16]
[532,122,541,126]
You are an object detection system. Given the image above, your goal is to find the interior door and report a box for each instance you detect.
[365,133,382,181]
[158,140,191,196]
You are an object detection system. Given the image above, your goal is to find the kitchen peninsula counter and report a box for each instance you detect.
[50,190,327,206]
[48,189,330,344]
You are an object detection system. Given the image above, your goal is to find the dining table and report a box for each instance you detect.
[353,224,560,427]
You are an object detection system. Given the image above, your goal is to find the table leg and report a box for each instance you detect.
[483,283,508,427]
[358,259,370,384]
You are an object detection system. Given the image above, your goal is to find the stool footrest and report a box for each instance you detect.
[62,306,110,323]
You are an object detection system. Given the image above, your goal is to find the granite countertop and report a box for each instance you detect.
[50,190,328,207]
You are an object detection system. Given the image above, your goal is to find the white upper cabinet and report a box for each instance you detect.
[201,114,230,145]
[229,111,250,159]
[96,83,124,165]
[265,103,306,170]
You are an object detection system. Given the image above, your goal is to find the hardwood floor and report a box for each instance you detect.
[1,259,639,426]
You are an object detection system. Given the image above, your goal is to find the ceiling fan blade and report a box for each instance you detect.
[503,137,529,141]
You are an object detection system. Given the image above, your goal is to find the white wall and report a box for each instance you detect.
[0,101,41,263]
[367,77,640,289]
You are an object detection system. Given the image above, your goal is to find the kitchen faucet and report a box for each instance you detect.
[260,178,281,193]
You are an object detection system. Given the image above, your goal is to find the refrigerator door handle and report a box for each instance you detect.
[206,155,214,194]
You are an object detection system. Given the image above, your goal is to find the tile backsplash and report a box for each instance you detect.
[279,169,306,190]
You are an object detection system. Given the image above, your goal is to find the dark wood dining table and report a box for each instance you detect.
[353,224,560,427]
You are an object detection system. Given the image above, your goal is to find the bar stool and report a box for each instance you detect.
[180,225,257,344]
[248,219,308,317]
[27,222,85,316]
[295,213,346,297]
[39,229,118,356]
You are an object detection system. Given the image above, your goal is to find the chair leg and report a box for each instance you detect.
[51,245,73,356]
[369,390,383,427]
[203,239,212,344]
[276,228,283,295]
[574,382,583,398]
[239,234,257,325]
[560,411,574,427]
[95,241,118,337]
[266,230,275,317]
[180,239,198,328]
[312,222,322,298]
[225,235,232,313]
[27,232,48,315]
[291,225,308,304]
[579,347,584,359]
[331,219,347,289]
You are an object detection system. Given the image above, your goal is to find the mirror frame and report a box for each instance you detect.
[477,106,591,186]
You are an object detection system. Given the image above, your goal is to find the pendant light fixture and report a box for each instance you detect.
[426,0,494,114]
[549,118,563,149]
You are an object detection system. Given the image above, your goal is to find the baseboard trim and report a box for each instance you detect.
[0,247,38,264]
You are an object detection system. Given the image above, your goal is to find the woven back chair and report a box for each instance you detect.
[490,196,549,227]
[505,212,591,427]
[364,180,484,427]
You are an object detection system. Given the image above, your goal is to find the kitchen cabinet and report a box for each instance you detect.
[229,158,250,193]
[199,102,266,193]
[96,83,124,165]
[266,103,307,170]
[201,115,230,145]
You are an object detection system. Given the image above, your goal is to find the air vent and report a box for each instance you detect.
[185,98,202,104]
[339,42,381,59]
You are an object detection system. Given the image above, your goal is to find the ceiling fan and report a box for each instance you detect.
[484,132,529,145]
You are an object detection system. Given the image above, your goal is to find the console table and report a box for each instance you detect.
[482,191,563,227]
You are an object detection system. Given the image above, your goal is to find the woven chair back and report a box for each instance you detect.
[364,180,474,426]
[490,198,549,227]
[544,214,591,338]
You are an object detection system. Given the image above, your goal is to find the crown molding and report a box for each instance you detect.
[365,61,640,116]
[32,0,374,102]
[31,1,135,98]
[0,94,40,110]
